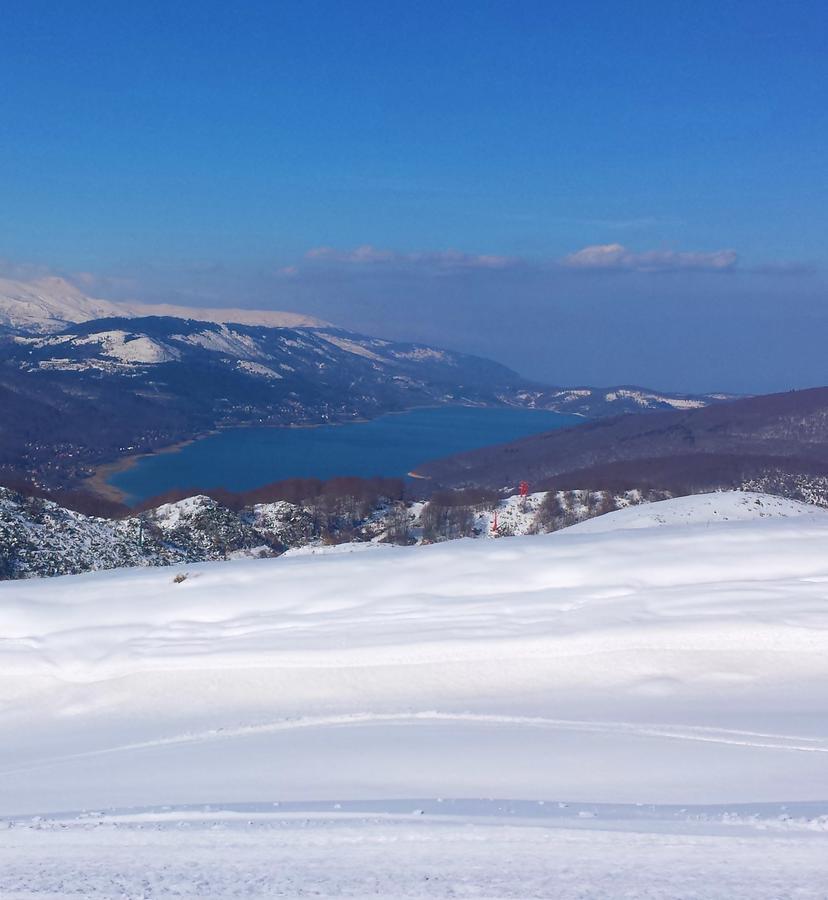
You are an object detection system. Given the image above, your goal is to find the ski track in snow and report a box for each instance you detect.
[4,712,828,778]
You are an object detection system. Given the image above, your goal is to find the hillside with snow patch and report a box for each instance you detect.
[4,485,814,579]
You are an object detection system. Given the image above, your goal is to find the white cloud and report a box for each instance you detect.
[304,243,739,275]
[562,243,738,272]
[306,245,397,264]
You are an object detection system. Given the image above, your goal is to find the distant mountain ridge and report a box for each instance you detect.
[0,314,531,489]
[414,387,828,502]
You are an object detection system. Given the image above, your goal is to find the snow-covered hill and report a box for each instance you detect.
[3,486,824,579]
[0,487,320,578]
[2,497,828,894]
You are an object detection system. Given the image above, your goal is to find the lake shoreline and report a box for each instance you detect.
[82,412,428,505]
[83,405,464,504]
[84,432,219,505]
[84,405,576,507]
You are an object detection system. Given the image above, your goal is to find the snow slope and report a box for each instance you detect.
[3,803,828,899]
[2,493,828,894]
[0,276,126,332]
[125,301,326,328]
[2,494,828,813]
[564,489,824,533]
[0,275,324,333]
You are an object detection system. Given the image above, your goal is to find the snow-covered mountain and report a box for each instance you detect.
[1,496,827,894]
[0,276,128,333]
[501,383,729,415]
[0,275,323,333]
[0,276,729,417]
[6,316,490,379]
[124,300,327,329]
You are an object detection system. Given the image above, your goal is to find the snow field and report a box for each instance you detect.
[1,493,828,819]
[1,492,828,896]
[2,805,828,899]
[565,489,825,532]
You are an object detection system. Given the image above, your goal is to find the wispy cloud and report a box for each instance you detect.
[297,242,743,277]
[561,244,738,273]
[304,245,522,271]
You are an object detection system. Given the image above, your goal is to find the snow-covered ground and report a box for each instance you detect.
[2,492,828,896]
[4,802,828,898]
[566,489,825,533]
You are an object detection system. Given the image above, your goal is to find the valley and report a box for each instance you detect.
[0,276,731,499]
[416,386,828,501]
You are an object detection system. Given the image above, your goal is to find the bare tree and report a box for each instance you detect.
[384,502,414,545]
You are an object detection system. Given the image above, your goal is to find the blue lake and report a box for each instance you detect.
[109,406,581,503]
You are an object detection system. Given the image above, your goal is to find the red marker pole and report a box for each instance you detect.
[519,481,529,511]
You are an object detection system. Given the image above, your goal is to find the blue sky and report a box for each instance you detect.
[1,0,826,392]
